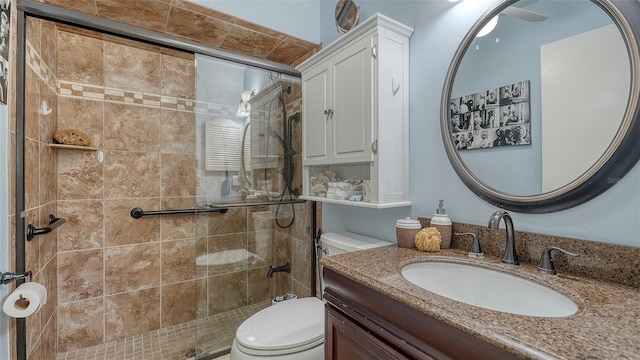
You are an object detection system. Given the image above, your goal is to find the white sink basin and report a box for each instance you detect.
[401,261,578,318]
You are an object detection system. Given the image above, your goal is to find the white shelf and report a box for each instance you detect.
[300,195,411,209]
[48,143,98,151]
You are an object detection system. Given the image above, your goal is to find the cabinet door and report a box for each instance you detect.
[326,305,411,360]
[302,63,331,165]
[331,35,375,163]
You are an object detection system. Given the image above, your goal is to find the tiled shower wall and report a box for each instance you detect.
[21,20,313,357]
[51,25,200,353]
[21,17,59,360]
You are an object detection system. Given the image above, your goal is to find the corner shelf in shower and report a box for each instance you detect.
[48,143,99,151]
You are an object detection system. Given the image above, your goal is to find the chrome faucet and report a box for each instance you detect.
[487,210,519,266]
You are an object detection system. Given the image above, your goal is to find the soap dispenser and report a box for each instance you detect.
[431,200,452,248]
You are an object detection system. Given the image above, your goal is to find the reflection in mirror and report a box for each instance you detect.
[442,0,640,213]
[452,0,626,196]
[195,55,302,204]
[335,0,360,33]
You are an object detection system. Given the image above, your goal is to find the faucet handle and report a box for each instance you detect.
[455,232,484,258]
[537,246,579,275]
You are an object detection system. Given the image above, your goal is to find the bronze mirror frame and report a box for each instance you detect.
[440,0,640,213]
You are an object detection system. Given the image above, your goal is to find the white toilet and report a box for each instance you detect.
[230,231,391,359]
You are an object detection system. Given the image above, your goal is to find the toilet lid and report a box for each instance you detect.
[235,297,325,354]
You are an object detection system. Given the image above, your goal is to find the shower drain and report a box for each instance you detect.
[185,347,203,358]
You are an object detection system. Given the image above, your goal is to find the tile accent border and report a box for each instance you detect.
[26,41,57,92]
[58,81,195,113]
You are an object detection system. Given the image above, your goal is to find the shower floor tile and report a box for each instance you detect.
[55,300,271,360]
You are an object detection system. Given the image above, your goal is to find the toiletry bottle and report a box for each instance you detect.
[431,200,452,248]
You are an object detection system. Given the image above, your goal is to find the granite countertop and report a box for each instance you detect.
[320,246,640,359]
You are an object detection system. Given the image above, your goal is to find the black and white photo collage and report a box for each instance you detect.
[450,80,531,151]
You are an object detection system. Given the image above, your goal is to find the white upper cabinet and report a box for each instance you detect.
[296,14,413,207]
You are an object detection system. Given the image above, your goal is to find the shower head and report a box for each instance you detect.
[267,125,286,148]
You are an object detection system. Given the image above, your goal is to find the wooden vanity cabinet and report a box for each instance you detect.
[323,268,520,360]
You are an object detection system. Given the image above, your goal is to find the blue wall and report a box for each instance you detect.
[318,1,640,247]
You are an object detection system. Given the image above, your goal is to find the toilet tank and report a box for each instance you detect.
[321,231,391,256]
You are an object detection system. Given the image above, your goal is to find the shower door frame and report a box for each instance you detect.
[13,1,302,359]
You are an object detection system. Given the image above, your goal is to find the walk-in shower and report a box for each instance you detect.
[11,1,315,360]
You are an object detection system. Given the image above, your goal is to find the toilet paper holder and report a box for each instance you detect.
[0,271,32,286]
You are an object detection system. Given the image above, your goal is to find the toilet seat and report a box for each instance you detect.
[235,297,325,356]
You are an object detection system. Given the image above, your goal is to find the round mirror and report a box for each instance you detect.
[441,0,640,213]
[335,0,360,34]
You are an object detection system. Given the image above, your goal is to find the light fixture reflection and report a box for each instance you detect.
[236,90,255,117]
[476,15,498,37]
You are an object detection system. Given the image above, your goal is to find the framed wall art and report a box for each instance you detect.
[450,80,530,151]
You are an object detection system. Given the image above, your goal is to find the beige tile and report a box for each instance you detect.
[96,0,170,33]
[247,231,273,268]
[24,66,39,141]
[104,103,160,152]
[24,138,39,210]
[292,237,311,286]
[160,109,195,155]
[57,31,104,85]
[25,274,41,356]
[274,272,292,299]
[57,150,104,200]
[58,249,103,303]
[43,0,98,16]
[161,239,196,284]
[206,233,248,276]
[170,0,239,24]
[196,237,208,279]
[57,298,104,353]
[160,197,197,241]
[58,97,104,149]
[292,279,312,299]
[195,277,208,318]
[40,20,57,75]
[40,311,56,360]
[248,267,271,305]
[104,288,161,341]
[266,36,320,66]
[104,198,160,246]
[274,230,292,267]
[38,143,57,205]
[160,154,196,197]
[37,203,58,268]
[208,272,247,315]
[104,243,160,294]
[24,210,40,275]
[57,200,104,251]
[161,281,196,326]
[292,202,311,242]
[165,6,228,47]
[104,151,160,198]
[38,256,58,329]
[104,41,161,94]
[207,207,247,235]
[161,53,195,99]
[27,18,41,51]
[39,84,57,144]
[27,339,41,360]
[220,26,281,59]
